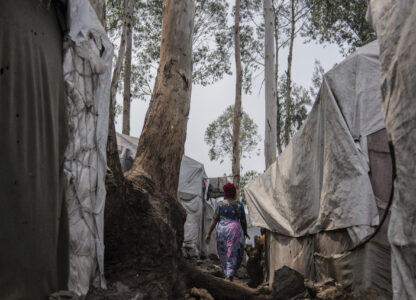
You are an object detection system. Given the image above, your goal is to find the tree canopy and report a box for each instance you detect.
[239,170,259,204]
[303,0,376,55]
[205,105,261,164]
[278,73,312,148]
[107,0,232,102]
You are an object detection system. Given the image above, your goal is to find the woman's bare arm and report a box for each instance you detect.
[205,218,219,244]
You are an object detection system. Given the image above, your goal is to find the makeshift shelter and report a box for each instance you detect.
[245,41,393,297]
[0,0,112,298]
[367,2,416,299]
[117,133,217,256]
[63,0,113,297]
[0,1,70,298]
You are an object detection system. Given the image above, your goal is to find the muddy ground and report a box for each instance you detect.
[86,255,251,300]
[86,254,390,300]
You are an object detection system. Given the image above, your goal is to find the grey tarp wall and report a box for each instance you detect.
[117,133,217,256]
[0,1,69,298]
[246,41,393,296]
[368,1,416,299]
[246,41,384,239]
[63,0,113,297]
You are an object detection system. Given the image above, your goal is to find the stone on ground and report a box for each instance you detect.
[271,266,307,300]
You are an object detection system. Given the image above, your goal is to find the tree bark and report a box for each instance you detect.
[104,1,195,298]
[122,12,133,135]
[274,4,282,154]
[284,0,295,147]
[232,0,243,199]
[183,260,269,300]
[107,0,133,183]
[264,0,277,168]
[127,0,195,198]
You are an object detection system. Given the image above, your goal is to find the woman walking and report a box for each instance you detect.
[205,183,249,281]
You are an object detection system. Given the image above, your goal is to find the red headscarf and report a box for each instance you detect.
[222,182,236,199]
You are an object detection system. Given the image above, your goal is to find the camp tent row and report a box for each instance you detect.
[245,41,394,297]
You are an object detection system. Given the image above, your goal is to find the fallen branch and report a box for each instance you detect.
[182,260,269,300]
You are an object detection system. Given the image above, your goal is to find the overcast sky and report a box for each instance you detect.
[115,36,344,178]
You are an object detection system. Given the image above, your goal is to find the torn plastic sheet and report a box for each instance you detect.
[245,41,384,239]
[368,1,416,299]
[63,0,113,296]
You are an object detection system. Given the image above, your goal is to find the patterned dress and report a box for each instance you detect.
[215,200,247,280]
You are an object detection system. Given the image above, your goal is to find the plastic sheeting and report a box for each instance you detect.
[268,233,315,282]
[0,1,69,298]
[117,133,139,172]
[246,42,394,296]
[266,129,393,296]
[368,1,416,299]
[178,156,207,197]
[63,0,113,296]
[180,195,217,256]
[245,41,383,239]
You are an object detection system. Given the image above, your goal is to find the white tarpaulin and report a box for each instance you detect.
[368,1,416,299]
[178,156,207,197]
[117,132,139,172]
[63,0,113,296]
[245,41,384,239]
[245,42,395,296]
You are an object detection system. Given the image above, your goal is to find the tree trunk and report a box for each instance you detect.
[182,260,269,300]
[284,0,295,147]
[274,5,282,154]
[127,0,195,198]
[104,1,195,299]
[232,0,243,199]
[122,14,133,135]
[107,0,133,183]
[263,0,277,169]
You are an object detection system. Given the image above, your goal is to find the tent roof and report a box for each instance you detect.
[245,41,384,240]
[116,132,207,196]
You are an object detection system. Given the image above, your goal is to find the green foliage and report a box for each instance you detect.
[240,170,259,204]
[239,0,264,94]
[106,0,232,102]
[309,59,325,98]
[303,0,376,55]
[278,74,312,147]
[204,106,261,164]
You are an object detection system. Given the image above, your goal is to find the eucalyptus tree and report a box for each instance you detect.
[232,0,243,199]
[128,0,196,197]
[240,170,260,204]
[107,0,133,182]
[263,0,277,168]
[277,73,312,146]
[105,1,197,298]
[303,0,376,55]
[280,0,311,146]
[239,0,311,152]
[309,59,325,99]
[107,0,232,103]
[205,105,261,164]
[122,3,133,135]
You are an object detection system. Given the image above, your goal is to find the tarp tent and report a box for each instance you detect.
[245,41,393,296]
[63,0,113,297]
[0,1,70,298]
[178,156,218,257]
[117,132,217,256]
[0,0,112,298]
[367,2,416,299]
